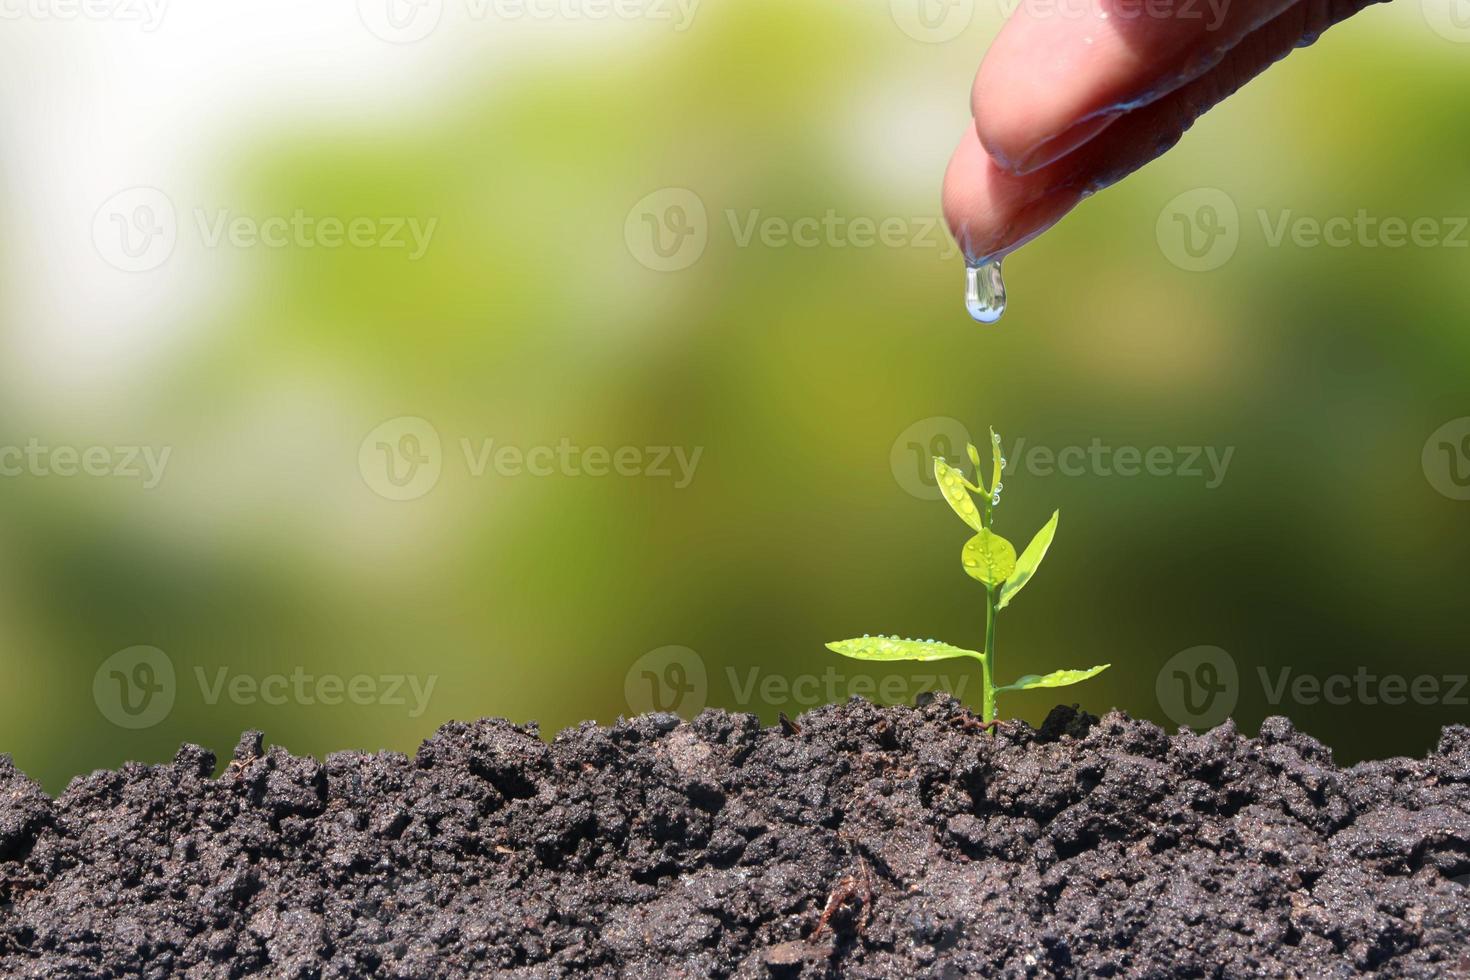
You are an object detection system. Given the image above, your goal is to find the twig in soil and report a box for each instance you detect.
[810,853,874,941]
[778,712,802,736]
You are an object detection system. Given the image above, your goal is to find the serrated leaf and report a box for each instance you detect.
[934,458,983,532]
[997,510,1059,610]
[962,529,1017,586]
[826,636,981,663]
[995,664,1110,694]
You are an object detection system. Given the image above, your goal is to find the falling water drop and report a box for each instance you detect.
[964,260,1006,323]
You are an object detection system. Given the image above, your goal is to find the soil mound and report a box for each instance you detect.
[2,697,1467,977]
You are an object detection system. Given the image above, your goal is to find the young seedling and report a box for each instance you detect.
[827,427,1109,725]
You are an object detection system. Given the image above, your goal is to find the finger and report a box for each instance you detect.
[974,0,1297,175]
[945,0,1382,262]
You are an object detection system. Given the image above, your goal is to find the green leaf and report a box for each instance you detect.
[995,664,1110,694]
[934,458,983,532]
[826,636,981,663]
[962,529,1017,586]
[997,510,1059,610]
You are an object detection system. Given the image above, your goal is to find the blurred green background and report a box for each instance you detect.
[2,0,1468,792]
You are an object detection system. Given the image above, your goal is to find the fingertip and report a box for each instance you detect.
[943,127,1085,262]
[970,51,1033,175]
[970,13,1104,175]
[1009,112,1124,175]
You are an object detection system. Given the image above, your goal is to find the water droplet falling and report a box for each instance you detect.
[965,260,1006,323]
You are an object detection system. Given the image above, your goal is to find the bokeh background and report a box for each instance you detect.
[2,0,1468,792]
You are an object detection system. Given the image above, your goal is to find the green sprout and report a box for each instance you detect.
[827,427,1109,724]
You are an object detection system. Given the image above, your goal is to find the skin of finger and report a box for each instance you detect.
[973,0,1297,173]
[942,127,1088,263]
[946,0,1386,260]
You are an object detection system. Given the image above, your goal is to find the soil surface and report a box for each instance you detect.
[1,697,1468,978]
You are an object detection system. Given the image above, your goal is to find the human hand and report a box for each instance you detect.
[942,0,1383,265]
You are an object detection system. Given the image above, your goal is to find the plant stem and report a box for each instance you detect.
[982,584,998,723]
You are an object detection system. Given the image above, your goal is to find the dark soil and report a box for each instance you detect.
[1,697,1468,978]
